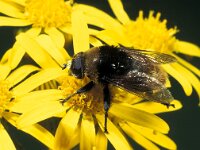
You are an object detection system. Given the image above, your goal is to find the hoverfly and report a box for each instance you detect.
[61,46,176,132]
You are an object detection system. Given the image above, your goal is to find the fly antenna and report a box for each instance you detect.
[62,60,72,70]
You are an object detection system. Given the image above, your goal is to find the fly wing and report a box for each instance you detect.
[120,46,177,64]
[104,70,174,104]
[103,46,175,104]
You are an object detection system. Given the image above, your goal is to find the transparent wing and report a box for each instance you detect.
[105,70,173,104]
[103,46,175,104]
[120,46,177,64]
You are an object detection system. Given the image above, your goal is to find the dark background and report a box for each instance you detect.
[0,0,199,149]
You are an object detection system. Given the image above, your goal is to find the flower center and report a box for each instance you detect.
[125,11,178,53]
[59,76,105,116]
[25,0,72,27]
[59,75,140,116]
[0,80,13,118]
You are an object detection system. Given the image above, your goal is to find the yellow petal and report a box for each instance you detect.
[129,123,177,150]
[173,54,200,77]
[45,27,65,48]
[4,112,54,149]
[132,100,182,114]
[108,0,130,24]
[10,89,62,113]
[165,77,171,88]
[0,1,25,18]
[83,14,116,30]
[16,33,59,68]
[25,27,42,37]
[0,16,31,26]
[36,34,67,66]
[3,112,19,127]
[96,29,132,47]
[8,43,25,69]
[6,65,39,87]
[22,124,55,149]
[89,36,103,47]
[163,64,193,96]
[43,80,58,89]
[109,103,169,133]
[171,63,200,102]
[13,68,67,96]
[0,49,10,64]
[96,114,132,150]
[55,108,81,150]
[59,24,72,34]
[17,101,66,128]
[94,31,119,46]
[0,64,11,80]
[8,0,25,6]
[121,123,159,150]
[60,47,71,60]
[88,28,99,35]
[72,9,89,53]
[175,40,200,57]
[75,4,123,30]
[68,128,80,149]
[95,130,107,150]
[0,124,16,150]
[80,116,96,150]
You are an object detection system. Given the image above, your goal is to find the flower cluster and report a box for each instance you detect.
[0,0,199,150]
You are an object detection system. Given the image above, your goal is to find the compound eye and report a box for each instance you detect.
[70,52,84,79]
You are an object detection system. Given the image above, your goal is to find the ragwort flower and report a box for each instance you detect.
[12,33,182,150]
[0,0,71,28]
[13,74,182,150]
[0,0,91,53]
[76,0,200,104]
[0,53,55,150]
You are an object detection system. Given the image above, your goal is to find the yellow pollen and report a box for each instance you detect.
[25,0,72,27]
[124,11,178,53]
[58,75,140,116]
[110,86,141,104]
[59,76,104,115]
[0,80,13,118]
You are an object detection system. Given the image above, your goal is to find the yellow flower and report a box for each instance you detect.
[1,0,93,70]
[13,73,182,150]
[0,0,91,53]
[11,33,183,149]
[0,53,56,150]
[0,0,71,27]
[76,0,200,104]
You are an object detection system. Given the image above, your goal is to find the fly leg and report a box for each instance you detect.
[103,84,110,133]
[161,102,175,108]
[62,64,67,70]
[60,81,95,104]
